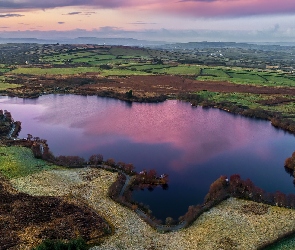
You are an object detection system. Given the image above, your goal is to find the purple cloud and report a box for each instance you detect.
[0,0,129,9]
[0,0,295,17]
[0,13,24,18]
[63,11,82,15]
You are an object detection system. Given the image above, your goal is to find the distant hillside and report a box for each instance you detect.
[0,37,165,47]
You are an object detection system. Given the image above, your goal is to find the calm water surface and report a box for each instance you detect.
[1,94,295,220]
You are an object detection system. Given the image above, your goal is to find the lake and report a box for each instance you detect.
[1,94,295,221]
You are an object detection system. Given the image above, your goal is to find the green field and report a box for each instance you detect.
[10,67,101,75]
[100,68,150,76]
[153,65,201,75]
[0,146,59,178]
[193,67,295,87]
[3,44,295,89]
[0,82,21,90]
[190,90,295,122]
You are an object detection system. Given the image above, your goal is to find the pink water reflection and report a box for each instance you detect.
[12,95,277,171]
[84,101,279,170]
[0,95,282,171]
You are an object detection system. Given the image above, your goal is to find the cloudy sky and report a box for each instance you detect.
[0,0,295,42]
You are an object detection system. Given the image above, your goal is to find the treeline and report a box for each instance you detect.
[73,88,167,103]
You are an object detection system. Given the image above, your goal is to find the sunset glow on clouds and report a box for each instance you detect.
[0,0,295,42]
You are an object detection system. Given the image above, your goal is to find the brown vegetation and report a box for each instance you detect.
[285,152,295,170]
[0,174,111,249]
[4,73,295,100]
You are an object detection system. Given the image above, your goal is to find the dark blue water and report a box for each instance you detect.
[1,94,295,221]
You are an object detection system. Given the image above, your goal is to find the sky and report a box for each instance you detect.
[0,0,295,43]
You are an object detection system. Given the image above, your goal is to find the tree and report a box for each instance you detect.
[147,169,157,180]
[204,175,228,203]
[285,152,295,170]
[124,163,134,174]
[27,133,33,141]
[165,217,175,226]
[125,89,133,99]
[89,154,103,166]
[274,191,287,207]
[288,194,295,208]
[105,158,116,167]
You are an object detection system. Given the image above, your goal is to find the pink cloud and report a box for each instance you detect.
[1,0,295,17]
[147,0,295,17]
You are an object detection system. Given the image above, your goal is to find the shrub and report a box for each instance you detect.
[285,152,295,170]
[33,238,88,250]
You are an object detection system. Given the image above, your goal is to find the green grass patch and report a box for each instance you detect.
[100,68,150,76]
[263,235,295,250]
[259,73,295,87]
[195,91,262,109]
[89,58,127,66]
[109,47,150,57]
[225,70,267,84]
[0,82,21,90]
[197,76,230,81]
[0,146,59,178]
[201,68,230,78]
[153,65,201,75]
[195,67,295,87]
[193,91,295,122]
[126,64,171,72]
[0,68,11,73]
[10,67,101,75]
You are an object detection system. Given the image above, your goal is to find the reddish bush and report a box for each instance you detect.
[89,154,103,166]
[204,175,228,203]
[55,155,85,167]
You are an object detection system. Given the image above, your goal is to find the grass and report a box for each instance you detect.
[109,47,150,57]
[192,90,295,122]
[7,46,295,88]
[33,238,88,250]
[194,91,263,109]
[125,64,171,72]
[153,65,201,75]
[0,146,59,178]
[100,68,150,76]
[201,68,230,78]
[264,235,295,250]
[193,67,295,87]
[0,82,22,90]
[0,68,10,73]
[10,67,101,75]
